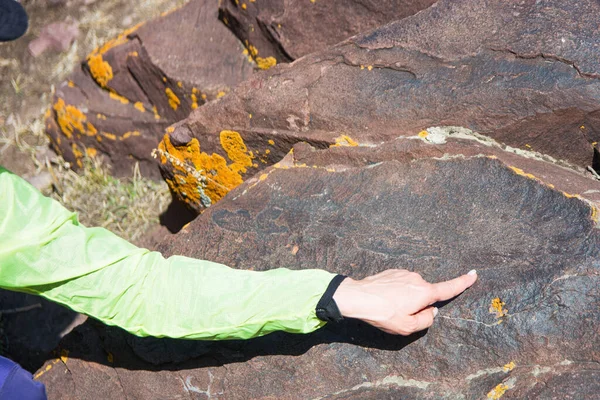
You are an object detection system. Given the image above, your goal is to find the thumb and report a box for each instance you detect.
[408,306,437,334]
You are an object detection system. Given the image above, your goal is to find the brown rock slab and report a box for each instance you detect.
[219,0,437,66]
[45,0,254,178]
[162,0,600,210]
[37,138,600,399]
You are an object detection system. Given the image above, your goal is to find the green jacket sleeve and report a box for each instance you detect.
[0,166,335,340]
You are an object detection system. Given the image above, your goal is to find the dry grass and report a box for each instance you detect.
[50,157,170,242]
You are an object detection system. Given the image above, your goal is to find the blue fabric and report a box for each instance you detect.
[0,356,46,400]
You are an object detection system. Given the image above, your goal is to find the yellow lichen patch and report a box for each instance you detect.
[87,53,113,88]
[177,81,183,88]
[165,88,181,110]
[101,132,117,141]
[86,122,97,136]
[248,113,252,119]
[97,113,107,120]
[259,173,268,181]
[96,135,102,142]
[201,93,207,101]
[525,144,532,148]
[562,192,582,199]
[220,130,254,174]
[109,91,129,104]
[508,166,537,181]
[152,106,160,120]
[241,3,247,9]
[162,77,167,83]
[265,149,270,154]
[120,131,140,140]
[67,80,75,88]
[256,56,277,70]
[367,65,373,71]
[53,98,87,139]
[191,93,198,110]
[86,147,97,157]
[88,23,142,58]
[128,51,138,57]
[134,102,145,112]
[71,143,84,167]
[248,45,258,57]
[166,126,175,133]
[591,205,599,223]
[503,362,516,372]
[487,383,509,399]
[216,91,226,98]
[418,130,429,138]
[489,297,508,319]
[268,139,275,145]
[330,135,359,147]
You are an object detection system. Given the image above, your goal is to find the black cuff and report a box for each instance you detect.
[316,275,347,323]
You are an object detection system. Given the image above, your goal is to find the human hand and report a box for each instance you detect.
[332,269,477,335]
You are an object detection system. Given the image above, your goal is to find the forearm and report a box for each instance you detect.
[0,167,335,340]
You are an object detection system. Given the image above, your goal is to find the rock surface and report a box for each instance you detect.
[37,136,600,399]
[45,0,254,178]
[161,0,600,211]
[219,0,437,64]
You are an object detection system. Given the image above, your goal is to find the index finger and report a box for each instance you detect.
[430,270,477,302]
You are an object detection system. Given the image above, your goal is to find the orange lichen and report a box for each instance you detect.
[418,130,429,138]
[177,81,183,88]
[330,135,359,147]
[109,91,129,104]
[268,139,275,145]
[86,147,97,157]
[96,113,107,120]
[128,51,138,57]
[53,98,91,139]
[216,91,226,99]
[166,126,175,133]
[248,113,252,119]
[87,53,113,88]
[67,80,75,88]
[489,297,508,319]
[191,93,198,110]
[165,88,180,110]
[367,65,373,71]
[487,383,508,399]
[503,362,516,372]
[259,173,268,181]
[134,102,145,112]
[201,93,207,101]
[220,130,254,173]
[241,3,247,9]
[256,56,277,70]
[158,130,255,208]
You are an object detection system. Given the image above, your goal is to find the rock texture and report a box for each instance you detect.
[219,0,437,64]
[161,0,600,211]
[37,134,600,399]
[45,0,254,178]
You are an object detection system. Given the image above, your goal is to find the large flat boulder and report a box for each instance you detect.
[45,0,254,178]
[161,0,600,211]
[219,0,437,64]
[37,135,600,399]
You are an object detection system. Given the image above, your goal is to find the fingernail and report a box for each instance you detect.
[468,269,477,276]
[433,307,438,317]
